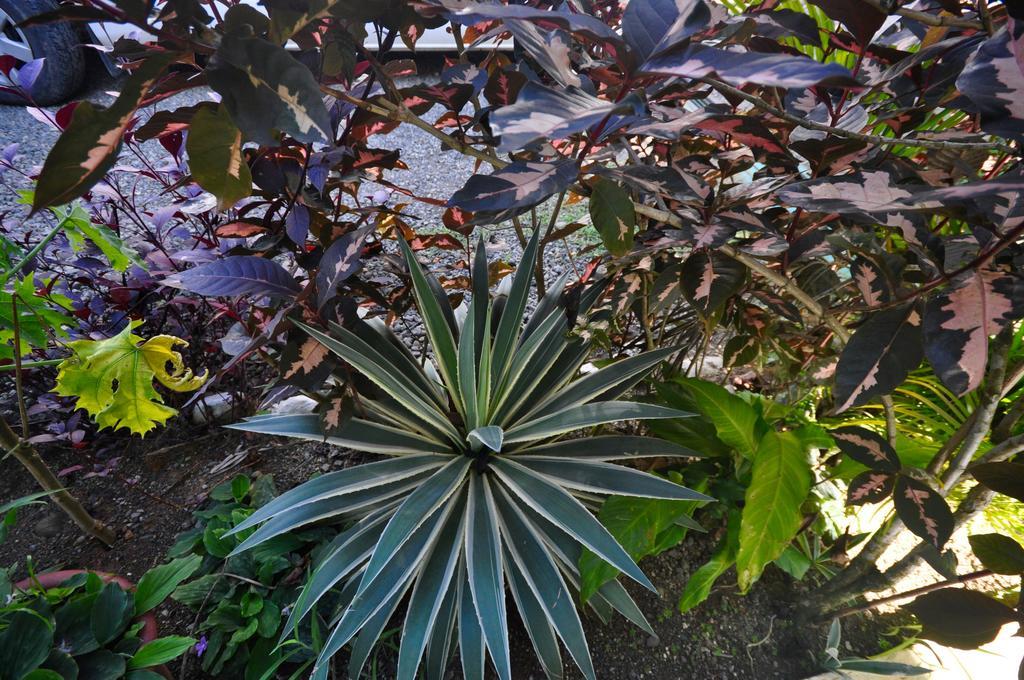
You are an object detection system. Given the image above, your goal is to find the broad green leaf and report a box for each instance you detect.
[53,320,207,435]
[0,275,74,360]
[676,378,765,459]
[32,53,173,212]
[589,178,635,256]
[679,513,739,613]
[0,610,53,680]
[187,104,252,210]
[127,636,196,669]
[968,533,1024,574]
[91,582,134,645]
[579,491,702,602]
[76,649,126,680]
[60,203,143,272]
[207,34,332,146]
[134,555,202,615]
[736,431,812,592]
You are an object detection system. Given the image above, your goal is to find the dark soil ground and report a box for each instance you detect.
[0,423,897,680]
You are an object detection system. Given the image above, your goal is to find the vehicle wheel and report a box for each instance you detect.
[0,0,85,105]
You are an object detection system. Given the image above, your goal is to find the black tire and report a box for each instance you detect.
[0,0,85,105]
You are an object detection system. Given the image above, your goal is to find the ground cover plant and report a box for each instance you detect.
[1,0,1024,677]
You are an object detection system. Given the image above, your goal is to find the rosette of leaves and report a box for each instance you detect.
[0,567,197,680]
[168,473,338,678]
[227,232,711,680]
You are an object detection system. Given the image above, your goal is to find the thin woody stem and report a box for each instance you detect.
[699,77,1017,155]
[821,569,994,622]
[1,418,116,546]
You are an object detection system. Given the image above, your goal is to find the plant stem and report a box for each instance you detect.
[698,77,1015,155]
[0,217,68,289]
[0,358,63,371]
[0,418,115,545]
[10,296,30,438]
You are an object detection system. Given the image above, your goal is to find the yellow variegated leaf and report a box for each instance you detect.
[53,320,207,436]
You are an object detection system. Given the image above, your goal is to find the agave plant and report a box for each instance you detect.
[227,231,710,680]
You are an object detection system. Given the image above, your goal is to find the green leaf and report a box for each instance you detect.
[207,34,332,146]
[588,178,635,256]
[23,670,64,680]
[679,513,739,614]
[32,53,173,212]
[676,378,764,459]
[579,493,701,601]
[0,610,53,680]
[53,320,207,435]
[61,203,144,272]
[134,555,203,615]
[75,649,126,680]
[91,582,134,646]
[128,636,197,669]
[736,431,812,592]
[968,533,1024,574]
[186,104,253,210]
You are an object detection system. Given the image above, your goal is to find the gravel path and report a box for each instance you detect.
[0,63,588,283]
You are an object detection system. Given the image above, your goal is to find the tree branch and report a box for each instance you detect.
[862,0,985,29]
[633,203,851,342]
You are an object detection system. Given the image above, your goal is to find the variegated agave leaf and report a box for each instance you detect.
[226,231,710,680]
